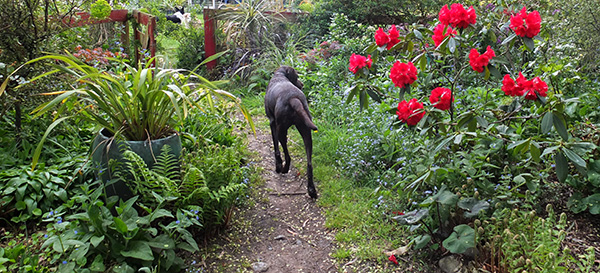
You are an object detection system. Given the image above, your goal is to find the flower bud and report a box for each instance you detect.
[549,252,555,260]
[474,219,481,227]
[474,191,480,199]
[462,184,467,189]
[478,227,484,235]
[456,192,461,197]
[563,247,571,254]
[526,259,533,266]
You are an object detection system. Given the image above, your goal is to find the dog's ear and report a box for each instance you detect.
[283,66,303,90]
[180,7,185,14]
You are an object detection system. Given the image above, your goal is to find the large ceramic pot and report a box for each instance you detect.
[90,128,182,200]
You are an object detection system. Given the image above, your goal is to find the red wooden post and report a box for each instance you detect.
[203,8,217,70]
[133,10,157,67]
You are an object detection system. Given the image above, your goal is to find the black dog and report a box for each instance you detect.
[166,7,185,24]
[265,66,318,198]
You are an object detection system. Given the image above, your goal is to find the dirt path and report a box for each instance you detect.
[195,116,337,272]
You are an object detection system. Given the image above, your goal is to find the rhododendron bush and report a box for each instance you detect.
[344,2,597,258]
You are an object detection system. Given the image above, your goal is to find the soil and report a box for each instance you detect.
[191,116,337,273]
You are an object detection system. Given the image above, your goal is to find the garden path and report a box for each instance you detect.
[195,115,337,272]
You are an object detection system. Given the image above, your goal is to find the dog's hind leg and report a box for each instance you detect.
[298,124,317,199]
[278,126,291,174]
[269,120,284,173]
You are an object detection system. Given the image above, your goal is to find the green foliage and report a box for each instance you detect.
[176,25,206,71]
[0,232,51,272]
[479,205,596,272]
[42,181,199,272]
[90,0,112,19]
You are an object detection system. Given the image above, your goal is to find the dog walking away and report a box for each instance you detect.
[264,66,318,198]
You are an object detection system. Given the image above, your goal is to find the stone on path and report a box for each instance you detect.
[252,261,269,272]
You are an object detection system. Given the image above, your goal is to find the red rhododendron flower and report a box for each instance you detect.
[397,98,425,126]
[348,53,372,74]
[375,27,390,47]
[375,25,400,50]
[432,24,457,47]
[390,61,418,88]
[468,46,495,73]
[429,87,454,110]
[387,25,400,50]
[389,255,399,265]
[439,4,477,29]
[510,7,541,38]
[524,76,548,100]
[502,72,548,100]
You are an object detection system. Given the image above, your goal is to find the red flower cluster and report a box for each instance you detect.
[299,41,341,65]
[375,25,400,50]
[439,4,477,29]
[73,45,126,67]
[502,72,548,100]
[389,61,417,88]
[468,46,495,73]
[348,53,373,74]
[510,7,541,38]
[432,24,457,47]
[397,98,425,126]
[429,87,454,110]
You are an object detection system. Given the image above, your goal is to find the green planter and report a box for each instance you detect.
[91,128,182,200]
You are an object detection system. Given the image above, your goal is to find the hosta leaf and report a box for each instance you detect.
[120,241,154,261]
[414,234,431,250]
[584,194,600,215]
[442,224,475,254]
[392,209,429,225]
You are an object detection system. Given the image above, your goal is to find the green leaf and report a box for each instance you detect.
[31,116,70,170]
[553,113,569,140]
[484,66,490,80]
[555,151,568,183]
[120,241,154,261]
[113,217,128,234]
[413,29,424,40]
[475,116,488,129]
[562,147,586,168]
[392,209,429,225]
[344,85,358,104]
[457,198,490,218]
[530,142,541,163]
[585,194,600,214]
[414,235,431,250]
[90,235,105,248]
[541,112,553,134]
[443,224,475,254]
[90,255,105,272]
[433,135,455,154]
[523,37,535,51]
[502,33,517,45]
[448,37,457,53]
[567,193,587,213]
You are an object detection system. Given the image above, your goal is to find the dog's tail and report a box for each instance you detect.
[290,98,317,131]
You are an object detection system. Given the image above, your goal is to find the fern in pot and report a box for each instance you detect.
[1,52,253,199]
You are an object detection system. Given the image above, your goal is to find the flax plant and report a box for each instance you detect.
[0,52,254,169]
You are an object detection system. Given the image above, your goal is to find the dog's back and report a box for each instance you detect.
[265,66,317,131]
